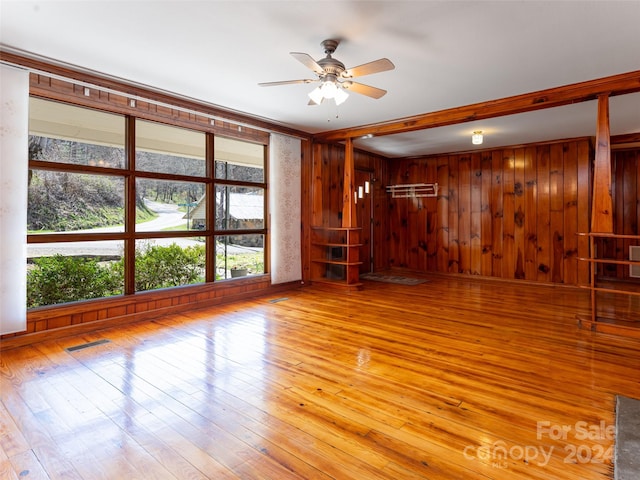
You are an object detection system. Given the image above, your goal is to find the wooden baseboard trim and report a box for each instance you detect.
[576,315,640,339]
[1,280,301,350]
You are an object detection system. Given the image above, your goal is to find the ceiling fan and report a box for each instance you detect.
[259,39,395,106]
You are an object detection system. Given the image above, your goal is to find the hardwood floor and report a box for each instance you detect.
[2,274,639,479]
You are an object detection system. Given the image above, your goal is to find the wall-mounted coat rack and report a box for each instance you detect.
[386,183,439,198]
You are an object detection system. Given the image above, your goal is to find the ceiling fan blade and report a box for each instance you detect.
[290,52,325,75]
[342,58,395,78]
[342,81,387,99]
[258,79,315,87]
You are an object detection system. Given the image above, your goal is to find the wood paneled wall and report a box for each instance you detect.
[596,147,640,279]
[303,143,389,277]
[387,139,593,285]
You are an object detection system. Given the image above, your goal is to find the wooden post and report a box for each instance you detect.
[591,94,613,233]
[341,138,357,228]
[311,142,324,226]
[341,138,360,287]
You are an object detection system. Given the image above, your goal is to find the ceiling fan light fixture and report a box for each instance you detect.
[334,87,349,105]
[320,79,338,99]
[472,130,483,145]
[261,39,394,106]
[308,86,324,105]
[308,79,349,105]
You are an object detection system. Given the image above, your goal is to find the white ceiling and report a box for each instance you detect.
[2,0,639,158]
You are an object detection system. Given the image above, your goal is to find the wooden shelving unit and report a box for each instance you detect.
[576,232,640,338]
[310,226,362,290]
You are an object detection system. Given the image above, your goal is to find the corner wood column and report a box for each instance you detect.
[341,138,361,286]
[308,140,362,290]
[591,94,613,233]
[311,142,324,226]
[341,138,357,228]
[579,94,614,332]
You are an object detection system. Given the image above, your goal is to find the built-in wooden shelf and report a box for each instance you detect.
[310,226,362,290]
[576,232,640,338]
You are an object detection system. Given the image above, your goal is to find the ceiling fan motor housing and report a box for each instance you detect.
[318,57,346,77]
[318,39,346,78]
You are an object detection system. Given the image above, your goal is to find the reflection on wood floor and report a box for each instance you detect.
[2,274,639,479]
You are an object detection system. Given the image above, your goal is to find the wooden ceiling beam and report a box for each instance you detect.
[314,70,640,142]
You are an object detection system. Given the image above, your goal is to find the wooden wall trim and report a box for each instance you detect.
[314,70,640,141]
[1,50,309,142]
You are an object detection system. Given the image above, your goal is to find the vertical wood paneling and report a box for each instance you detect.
[408,193,421,269]
[513,148,526,279]
[426,159,439,271]
[594,148,640,280]
[480,154,493,276]
[536,145,551,282]
[637,150,640,237]
[524,146,538,280]
[311,143,324,225]
[563,142,579,286]
[374,155,390,271]
[436,156,450,273]
[310,144,388,274]
[549,143,565,283]
[386,138,599,286]
[491,151,504,278]
[331,148,344,225]
[470,153,482,275]
[448,155,460,273]
[613,151,625,277]
[389,161,406,267]
[621,153,637,277]
[411,161,427,270]
[458,155,471,274]
[358,150,390,272]
[342,138,357,229]
[502,149,516,279]
[576,141,592,284]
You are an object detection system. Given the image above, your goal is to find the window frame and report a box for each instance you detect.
[27,98,268,307]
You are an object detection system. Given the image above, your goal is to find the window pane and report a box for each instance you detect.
[28,170,124,233]
[29,98,125,168]
[136,179,205,231]
[215,186,264,230]
[136,120,206,176]
[215,234,264,280]
[134,238,205,292]
[214,136,264,182]
[27,241,124,308]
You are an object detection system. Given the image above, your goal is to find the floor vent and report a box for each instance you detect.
[630,246,640,279]
[268,297,289,303]
[65,339,110,352]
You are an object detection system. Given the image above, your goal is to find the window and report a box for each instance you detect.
[28,100,126,307]
[27,98,267,308]
[214,136,266,279]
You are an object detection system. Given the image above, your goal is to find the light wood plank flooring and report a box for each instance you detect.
[2,274,640,479]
